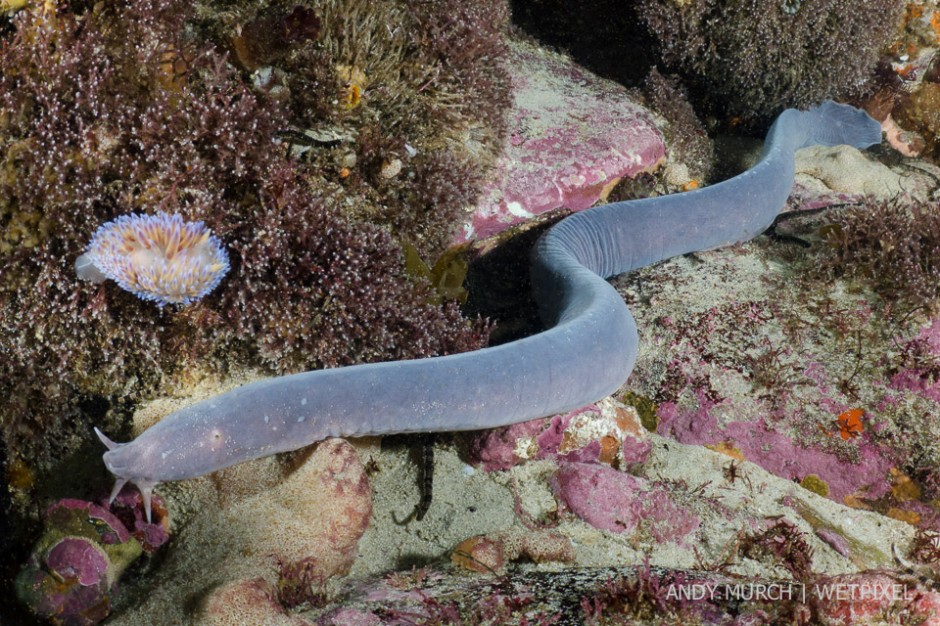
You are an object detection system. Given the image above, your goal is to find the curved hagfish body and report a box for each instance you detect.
[96,101,883,521]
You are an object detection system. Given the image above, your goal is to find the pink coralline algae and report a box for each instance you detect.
[890,368,940,404]
[812,573,940,625]
[107,485,171,553]
[657,392,895,502]
[455,39,665,242]
[469,400,651,472]
[15,495,169,625]
[76,212,230,306]
[815,528,851,559]
[46,538,110,588]
[317,608,382,626]
[470,419,546,472]
[551,462,699,544]
[887,317,940,402]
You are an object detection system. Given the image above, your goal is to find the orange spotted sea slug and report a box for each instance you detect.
[75,212,230,306]
[96,103,882,522]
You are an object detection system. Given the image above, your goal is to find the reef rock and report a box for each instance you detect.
[15,495,167,625]
[304,564,940,625]
[551,461,699,544]
[107,437,371,625]
[469,397,651,472]
[456,38,665,242]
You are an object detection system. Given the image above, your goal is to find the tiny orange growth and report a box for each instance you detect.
[890,467,921,501]
[681,179,700,192]
[887,506,921,526]
[7,458,34,490]
[338,167,351,178]
[896,64,916,79]
[905,3,925,24]
[842,493,871,510]
[932,11,940,42]
[705,441,745,460]
[340,83,362,110]
[837,408,864,440]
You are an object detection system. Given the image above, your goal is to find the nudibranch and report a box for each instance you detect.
[76,212,230,306]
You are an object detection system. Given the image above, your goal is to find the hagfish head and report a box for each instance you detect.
[810,101,882,150]
[95,427,160,523]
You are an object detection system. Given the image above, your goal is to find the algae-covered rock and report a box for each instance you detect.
[15,495,168,625]
[896,81,940,157]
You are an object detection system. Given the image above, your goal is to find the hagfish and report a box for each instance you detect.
[96,101,882,521]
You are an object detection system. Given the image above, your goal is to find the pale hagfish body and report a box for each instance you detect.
[96,101,883,521]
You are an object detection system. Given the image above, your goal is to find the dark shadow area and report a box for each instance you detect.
[510,0,659,89]
[0,437,42,625]
[463,209,570,346]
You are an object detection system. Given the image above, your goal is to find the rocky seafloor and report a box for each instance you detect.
[10,1,940,625]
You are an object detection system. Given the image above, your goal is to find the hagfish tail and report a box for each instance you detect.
[97,101,882,520]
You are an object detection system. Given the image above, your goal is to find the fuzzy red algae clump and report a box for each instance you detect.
[640,0,904,119]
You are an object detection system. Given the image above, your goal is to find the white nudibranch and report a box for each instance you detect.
[76,212,230,306]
